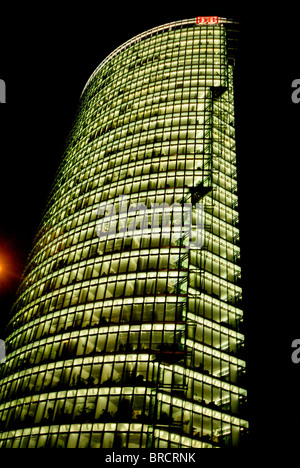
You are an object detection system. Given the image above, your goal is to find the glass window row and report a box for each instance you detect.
[86,85,224,129]
[34,198,237,268]
[0,383,247,438]
[85,71,219,120]
[2,326,245,385]
[90,66,227,110]
[77,138,235,176]
[8,296,243,366]
[93,59,224,93]
[22,249,239,330]
[23,257,239,311]
[43,185,237,252]
[75,126,209,156]
[52,147,237,217]
[114,36,225,65]
[90,62,227,105]
[188,323,244,359]
[189,344,245,386]
[80,93,224,141]
[112,54,226,84]
[9,284,243,353]
[102,34,226,71]
[8,298,185,348]
[91,77,219,115]
[7,296,243,361]
[90,54,226,99]
[0,423,149,448]
[81,118,212,146]
[1,358,157,401]
[20,231,240,314]
[21,220,240,310]
[77,118,213,155]
[0,385,153,437]
[190,249,241,281]
[25,246,240,303]
[105,57,227,86]
[85,81,206,125]
[53,148,237,209]
[81,123,215,151]
[21,246,183,294]
[1,347,245,398]
[0,357,246,415]
[7,297,183,350]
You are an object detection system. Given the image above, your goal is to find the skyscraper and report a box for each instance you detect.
[0,17,248,448]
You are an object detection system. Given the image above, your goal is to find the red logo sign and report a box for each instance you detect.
[196,16,219,25]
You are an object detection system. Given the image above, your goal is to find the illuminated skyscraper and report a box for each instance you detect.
[0,17,248,448]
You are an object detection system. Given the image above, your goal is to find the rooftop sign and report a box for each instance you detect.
[196,16,219,25]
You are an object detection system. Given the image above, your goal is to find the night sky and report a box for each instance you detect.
[0,4,299,449]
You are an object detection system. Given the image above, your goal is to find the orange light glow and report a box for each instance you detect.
[0,239,23,296]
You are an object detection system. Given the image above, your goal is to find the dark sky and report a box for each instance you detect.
[0,4,299,448]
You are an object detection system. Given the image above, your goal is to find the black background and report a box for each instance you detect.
[0,2,299,451]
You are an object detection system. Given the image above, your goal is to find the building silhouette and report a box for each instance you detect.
[0,17,248,448]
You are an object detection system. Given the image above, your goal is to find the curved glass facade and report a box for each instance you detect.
[0,17,248,448]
